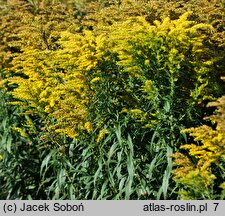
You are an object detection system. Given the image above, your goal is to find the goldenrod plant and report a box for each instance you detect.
[173,79,225,199]
[0,0,224,199]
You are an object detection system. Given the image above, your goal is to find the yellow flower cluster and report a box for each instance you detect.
[6,11,214,141]
[97,128,109,143]
[172,94,225,199]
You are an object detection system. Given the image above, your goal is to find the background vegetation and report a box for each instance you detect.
[0,0,224,199]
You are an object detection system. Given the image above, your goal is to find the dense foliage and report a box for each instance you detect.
[173,80,225,199]
[0,0,224,199]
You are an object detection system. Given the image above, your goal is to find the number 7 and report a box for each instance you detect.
[213,203,219,211]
